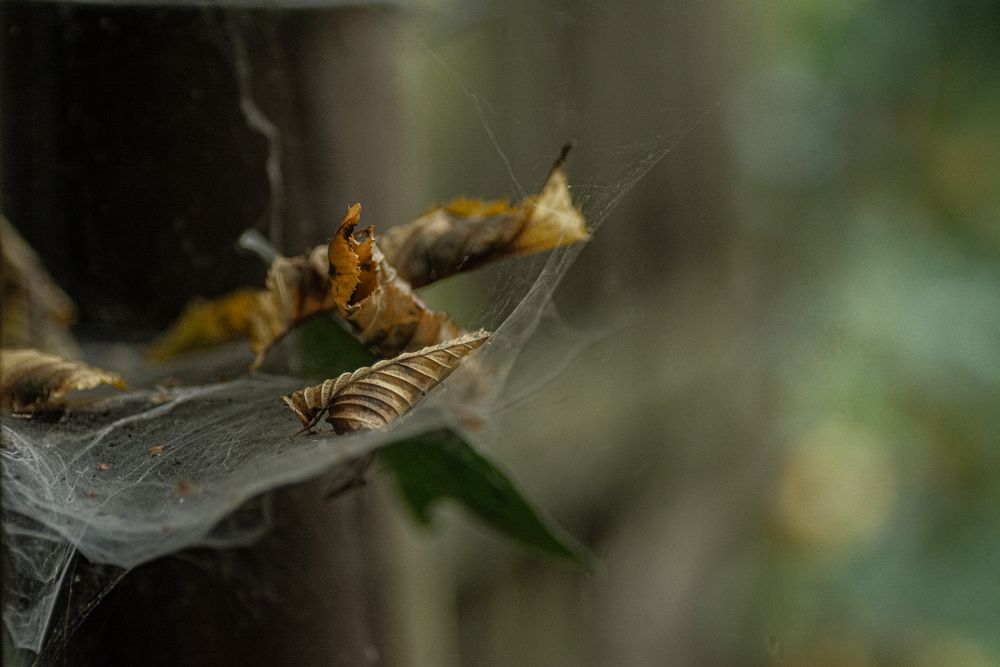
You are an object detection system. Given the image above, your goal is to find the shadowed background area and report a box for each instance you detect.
[3,0,1000,665]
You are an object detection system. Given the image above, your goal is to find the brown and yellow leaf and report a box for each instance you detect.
[282,330,490,433]
[0,348,125,412]
[378,150,589,288]
[147,288,261,361]
[151,204,443,368]
[248,244,340,368]
[329,207,465,359]
[150,243,341,369]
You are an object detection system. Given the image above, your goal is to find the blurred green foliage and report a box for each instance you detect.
[390,1,1000,665]
[706,1,1000,663]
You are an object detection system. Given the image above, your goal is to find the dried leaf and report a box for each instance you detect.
[248,245,339,368]
[147,289,261,361]
[326,202,370,310]
[0,348,125,412]
[331,206,465,359]
[1,216,79,355]
[283,330,489,433]
[151,245,340,368]
[150,149,581,367]
[152,204,460,368]
[379,150,589,288]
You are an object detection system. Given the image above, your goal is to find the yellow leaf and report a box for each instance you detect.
[378,151,589,288]
[516,161,590,255]
[282,330,490,432]
[0,348,125,412]
[147,288,261,361]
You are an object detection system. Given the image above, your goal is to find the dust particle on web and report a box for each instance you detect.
[96,462,111,471]
[148,445,165,457]
[175,480,195,497]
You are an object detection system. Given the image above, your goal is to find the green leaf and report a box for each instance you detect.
[379,430,590,566]
[296,315,374,378]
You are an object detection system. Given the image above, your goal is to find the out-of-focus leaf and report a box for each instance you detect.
[147,288,261,361]
[380,430,588,565]
[0,348,125,412]
[0,216,78,356]
[379,149,590,288]
[282,331,489,432]
[147,247,337,370]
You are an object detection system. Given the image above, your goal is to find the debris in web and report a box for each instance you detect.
[0,217,79,358]
[2,11,706,657]
[148,158,588,365]
[283,330,490,432]
[0,349,126,413]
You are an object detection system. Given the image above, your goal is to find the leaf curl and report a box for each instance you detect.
[248,244,342,369]
[319,204,465,359]
[282,330,489,433]
[150,149,585,367]
[0,348,125,412]
[152,204,463,368]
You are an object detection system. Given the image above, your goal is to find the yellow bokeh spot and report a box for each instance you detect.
[775,420,896,551]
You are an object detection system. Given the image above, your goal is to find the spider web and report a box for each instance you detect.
[1,2,705,656]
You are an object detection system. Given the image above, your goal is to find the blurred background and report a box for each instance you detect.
[4,0,1000,665]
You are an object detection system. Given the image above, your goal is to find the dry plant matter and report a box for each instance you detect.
[379,149,589,287]
[147,289,262,361]
[329,204,463,359]
[282,331,490,433]
[0,348,125,413]
[1,216,79,356]
[150,152,588,369]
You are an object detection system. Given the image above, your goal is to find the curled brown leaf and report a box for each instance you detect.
[248,244,339,368]
[331,207,464,359]
[282,330,490,433]
[0,348,125,412]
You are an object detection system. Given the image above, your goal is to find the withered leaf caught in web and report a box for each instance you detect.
[0,348,125,413]
[147,288,261,361]
[1,216,79,356]
[150,243,346,369]
[146,266,321,370]
[378,148,590,288]
[283,330,489,433]
[152,203,464,368]
[330,204,465,359]
[248,243,347,369]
